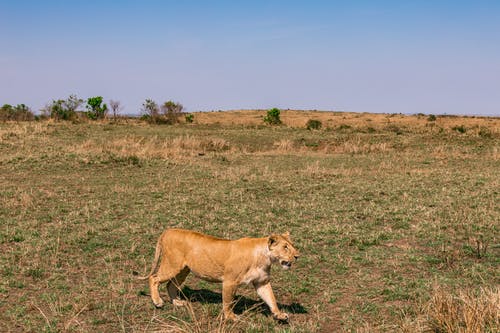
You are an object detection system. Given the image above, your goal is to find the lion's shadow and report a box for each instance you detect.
[180,286,307,316]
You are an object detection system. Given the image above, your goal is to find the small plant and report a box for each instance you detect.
[185,113,194,123]
[306,119,322,130]
[86,96,108,120]
[452,125,467,133]
[427,114,437,121]
[263,107,281,125]
[478,127,492,138]
[465,235,489,259]
[438,243,460,267]
[338,124,352,130]
[386,124,403,135]
[26,267,44,280]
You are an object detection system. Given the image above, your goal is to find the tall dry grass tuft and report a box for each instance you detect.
[273,138,295,152]
[490,147,499,161]
[336,139,390,154]
[425,286,499,333]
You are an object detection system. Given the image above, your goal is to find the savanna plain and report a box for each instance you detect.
[0,110,498,332]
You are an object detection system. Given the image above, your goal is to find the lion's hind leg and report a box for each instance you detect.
[149,257,187,308]
[167,267,190,306]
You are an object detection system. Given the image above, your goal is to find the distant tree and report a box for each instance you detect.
[13,104,34,121]
[141,99,160,123]
[263,107,282,125]
[42,94,83,120]
[42,100,63,120]
[161,100,184,124]
[0,104,35,121]
[86,96,108,120]
[65,94,84,114]
[0,104,13,121]
[109,100,123,120]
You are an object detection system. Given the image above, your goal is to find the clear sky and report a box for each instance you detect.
[1,0,499,115]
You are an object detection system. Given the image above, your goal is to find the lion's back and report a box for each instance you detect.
[162,229,232,280]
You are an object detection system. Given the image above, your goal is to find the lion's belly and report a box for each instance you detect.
[189,268,223,283]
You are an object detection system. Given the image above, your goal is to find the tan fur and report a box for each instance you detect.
[139,228,300,321]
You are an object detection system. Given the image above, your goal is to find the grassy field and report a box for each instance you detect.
[0,110,498,332]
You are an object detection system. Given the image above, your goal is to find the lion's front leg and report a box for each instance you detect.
[254,282,289,322]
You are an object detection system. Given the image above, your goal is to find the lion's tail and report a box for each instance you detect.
[136,232,164,280]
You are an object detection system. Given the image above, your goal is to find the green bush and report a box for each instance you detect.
[386,124,403,135]
[86,96,108,120]
[185,113,194,123]
[0,104,13,120]
[306,119,322,130]
[263,108,281,125]
[46,100,70,120]
[427,114,437,121]
[452,125,466,134]
[161,100,184,124]
[43,95,83,120]
[141,99,160,123]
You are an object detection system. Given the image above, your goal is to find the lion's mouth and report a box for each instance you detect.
[280,261,292,269]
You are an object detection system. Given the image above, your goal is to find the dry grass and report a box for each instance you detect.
[0,121,53,144]
[149,303,242,333]
[72,135,232,161]
[347,287,500,333]
[0,111,498,332]
[273,138,296,152]
[331,139,391,154]
[424,286,499,333]
[68,124,398,164]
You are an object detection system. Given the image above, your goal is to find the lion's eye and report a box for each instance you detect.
[284,245,288,250]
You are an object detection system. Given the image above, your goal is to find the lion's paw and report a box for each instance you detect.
[153,299,165,308]
[172,299,188,307]
[224,312,239,322]
[273,312,289,322]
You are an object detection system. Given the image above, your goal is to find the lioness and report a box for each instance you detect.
[139,228,299,321]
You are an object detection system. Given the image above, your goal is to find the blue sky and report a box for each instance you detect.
[1,1,499,115]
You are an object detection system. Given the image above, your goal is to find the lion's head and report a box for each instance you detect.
[268,232,300,270]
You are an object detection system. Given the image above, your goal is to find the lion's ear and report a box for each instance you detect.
[268,235,278,249]
[282,231,291,241]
